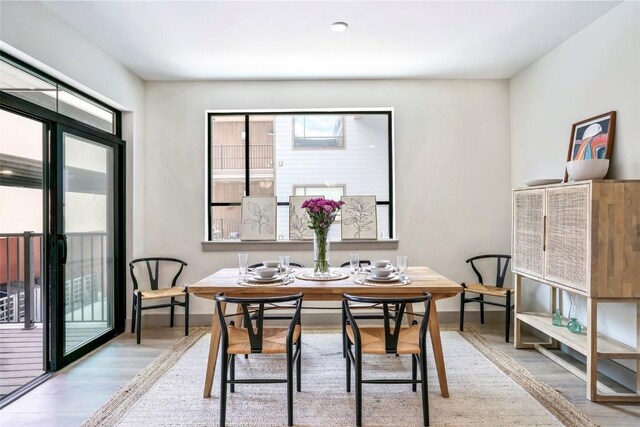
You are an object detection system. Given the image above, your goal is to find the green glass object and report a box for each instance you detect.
[567,318,582,334]
[552,309,563,326]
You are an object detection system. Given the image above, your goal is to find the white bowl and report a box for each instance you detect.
[371,259,390,268]
[262,260,280,268]
[566,159,609,181]
[255,267,279,278]
[370,268,393,278]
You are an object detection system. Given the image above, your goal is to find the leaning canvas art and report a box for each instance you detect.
[568,111,616,161]
[289,195,318,240]
[341,195,377,240]
[241,197,277,241]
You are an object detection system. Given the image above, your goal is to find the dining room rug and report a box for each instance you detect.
[82,326,596,427]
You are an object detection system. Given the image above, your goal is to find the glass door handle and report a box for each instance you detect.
[58,234,68,265]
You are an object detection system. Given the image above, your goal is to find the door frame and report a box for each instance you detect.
[0,91,126,371]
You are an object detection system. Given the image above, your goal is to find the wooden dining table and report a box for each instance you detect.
[189,266,462,399]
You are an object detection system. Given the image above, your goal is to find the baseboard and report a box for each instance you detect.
[132,309,505,328]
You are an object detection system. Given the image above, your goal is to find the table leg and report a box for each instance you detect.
[203,301,226,398]
[428,297,449,398]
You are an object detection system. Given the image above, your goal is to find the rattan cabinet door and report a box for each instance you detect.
[544,185,589,292]
[513,189,545,277]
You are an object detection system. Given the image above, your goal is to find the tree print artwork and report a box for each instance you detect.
[341,196,377,240]
[241,197,277,241]
[289,205,313,239]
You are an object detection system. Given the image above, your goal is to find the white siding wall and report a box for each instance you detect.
[274,114,390,240]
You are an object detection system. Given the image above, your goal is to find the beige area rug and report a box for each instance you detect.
[83,327,596,427]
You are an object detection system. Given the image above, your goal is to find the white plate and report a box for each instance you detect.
[367,274,400,282]
[364,266,396,272]
[246,275,283,283]
[524,178,563,187]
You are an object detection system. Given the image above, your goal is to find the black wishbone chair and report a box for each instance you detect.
[459,254,512,342]
[129,257,189,344]
[215,292,304,427]
[343,293,432,426]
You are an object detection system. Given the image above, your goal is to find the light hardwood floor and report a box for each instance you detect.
[0,322,639,426]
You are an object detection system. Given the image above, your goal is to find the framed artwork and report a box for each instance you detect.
[241,197,277,241]
[341,195,377,240]
[288,195,318,240]
[565,111,616,181]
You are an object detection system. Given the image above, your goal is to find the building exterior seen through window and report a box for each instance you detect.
[208,111,392,241]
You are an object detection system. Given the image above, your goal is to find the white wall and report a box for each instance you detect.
[0,1,146,304]
[511,2,640,350]
[144,79,512,317]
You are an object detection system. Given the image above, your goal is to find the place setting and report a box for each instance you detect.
[236,254,295,287]
[352,255,412,287]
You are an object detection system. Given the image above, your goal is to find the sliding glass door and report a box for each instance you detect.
[51,125,124,368]
[60,130,114,353]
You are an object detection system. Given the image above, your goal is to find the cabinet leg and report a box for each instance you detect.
[514,274,524,349]
[637,301,640,395]
[586,298,598,401]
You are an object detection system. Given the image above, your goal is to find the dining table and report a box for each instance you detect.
[189,266,463,399]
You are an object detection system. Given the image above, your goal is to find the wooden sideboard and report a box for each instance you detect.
[512,180,640,402]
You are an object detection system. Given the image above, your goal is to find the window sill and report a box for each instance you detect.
[201,239,398,252]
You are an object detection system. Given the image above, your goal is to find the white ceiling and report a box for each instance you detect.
[41,1,620,81]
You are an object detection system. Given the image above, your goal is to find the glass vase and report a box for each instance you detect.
[567,318,582,334]
[552,309,563,326]
[313,230,330,277]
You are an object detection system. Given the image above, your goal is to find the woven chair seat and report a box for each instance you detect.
[346,324,421,354]
[137,286,186,300]
[465,283,510,297]
[227,325,301,354]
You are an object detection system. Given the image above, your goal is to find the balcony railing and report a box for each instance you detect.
[0,231,109,328]
[211,218,242,240]
[212,144,274,169]
[1,232,41,328]
[63,232,110,324]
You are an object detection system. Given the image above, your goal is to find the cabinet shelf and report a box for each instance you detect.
[516,312,637,357]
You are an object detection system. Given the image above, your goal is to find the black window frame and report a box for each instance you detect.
[207,110,394,241]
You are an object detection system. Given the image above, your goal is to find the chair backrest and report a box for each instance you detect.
[129,257,187,291]
[465,254,511,288]
[215,292,303,354]
[343,293,431,354]
[248,262,305,269]
[339,260,371,268]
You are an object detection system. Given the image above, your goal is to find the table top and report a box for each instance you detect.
[189,266,462,300]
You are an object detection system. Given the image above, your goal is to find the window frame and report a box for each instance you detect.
[206,109,394,241]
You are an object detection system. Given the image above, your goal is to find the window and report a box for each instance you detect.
[207,111,393,241]
[293,115,344,148]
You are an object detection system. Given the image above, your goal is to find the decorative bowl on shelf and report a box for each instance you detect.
[566,159,609,181]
